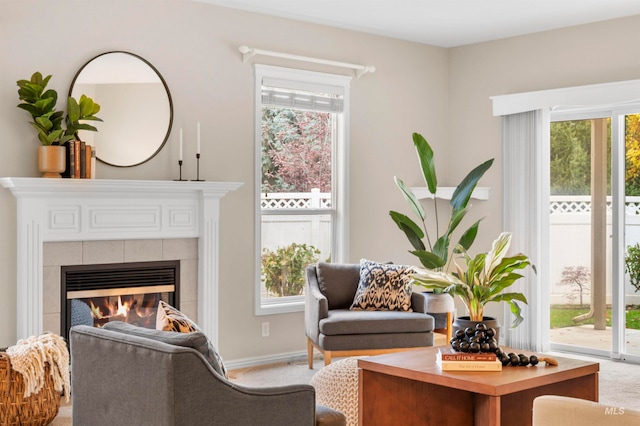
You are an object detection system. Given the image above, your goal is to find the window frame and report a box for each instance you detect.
[253,64,351,315]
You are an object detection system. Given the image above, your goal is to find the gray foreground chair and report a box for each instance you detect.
[305,262,435,368]
[70,325,346,426]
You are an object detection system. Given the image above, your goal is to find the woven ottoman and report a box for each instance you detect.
[310,357,361,426]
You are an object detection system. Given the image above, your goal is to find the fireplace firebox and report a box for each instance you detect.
[61,260,180,341]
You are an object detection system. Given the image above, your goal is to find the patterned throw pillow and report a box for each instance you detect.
[155,301,228,378]
[350,259,413,312]
[156,300,198,332]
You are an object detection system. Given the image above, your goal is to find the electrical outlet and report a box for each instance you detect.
[262,321,269,337]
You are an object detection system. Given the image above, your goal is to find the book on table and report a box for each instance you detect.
[437,347,502,371]
[437,358,502,371]
[437,347,497,361]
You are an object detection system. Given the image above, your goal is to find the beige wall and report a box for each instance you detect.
[2,0,639,359]
[0,0,447,358]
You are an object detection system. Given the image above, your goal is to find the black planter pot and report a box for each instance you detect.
[452,316,501,345]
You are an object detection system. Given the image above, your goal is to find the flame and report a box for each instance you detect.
[116,296,130,318]
[82,293,163,329]
[89,300,104,319]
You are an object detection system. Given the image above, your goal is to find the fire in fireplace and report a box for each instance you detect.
[61,260,180,340]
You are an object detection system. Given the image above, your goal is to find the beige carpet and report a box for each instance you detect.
[49,351,640,424]
[50,398,72,426]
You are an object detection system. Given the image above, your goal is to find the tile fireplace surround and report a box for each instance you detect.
[0,177,242,346]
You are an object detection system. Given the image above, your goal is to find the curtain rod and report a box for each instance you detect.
[238,45,375,79]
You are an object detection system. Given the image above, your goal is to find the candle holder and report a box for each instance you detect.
[191,153,205,181]
[174,160,186,181]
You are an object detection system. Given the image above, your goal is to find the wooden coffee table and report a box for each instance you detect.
[358,346,599,426]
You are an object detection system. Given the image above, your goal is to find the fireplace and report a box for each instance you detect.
[0,177,242,346]
[61,260,180,340]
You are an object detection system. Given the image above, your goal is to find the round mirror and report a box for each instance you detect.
[69,51,173,167]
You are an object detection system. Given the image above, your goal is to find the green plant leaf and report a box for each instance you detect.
[491,292,528,305]
[446,206,468,238]
[410,250,446,269]
[412,132,437,194]
[504,299,525,328]
[450,158,494,210]
[411,267,459,287]
[456,220,481,252]
[394,176,425,222]
[483,232,512,277]
[35,115,53,130]
[389,211,425,251]
[81,115,103,122]
[74,123,98,132]
[67,97,80,123]
[78,94,101,117]
[17,103,39,116]
[432,237,449,264]
[41,89,57,103]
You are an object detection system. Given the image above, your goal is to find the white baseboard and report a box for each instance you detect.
[225,349,310,371]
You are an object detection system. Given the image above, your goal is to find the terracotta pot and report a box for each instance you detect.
[38,145,66,178]
[452,316,501,344]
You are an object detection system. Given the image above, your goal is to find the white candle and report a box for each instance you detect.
[179,129,183,161]
[197,122,201,154]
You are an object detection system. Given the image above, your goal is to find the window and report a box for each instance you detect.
[254,65,350,314]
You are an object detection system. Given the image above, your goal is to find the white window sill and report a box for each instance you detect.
[255,297,305,316]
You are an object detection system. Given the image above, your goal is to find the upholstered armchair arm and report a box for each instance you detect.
[305,265,328,343]
[411,291,427,313]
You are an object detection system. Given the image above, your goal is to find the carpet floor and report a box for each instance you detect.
[49,351,640,424]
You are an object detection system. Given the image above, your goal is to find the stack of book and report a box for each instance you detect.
[436,347,502,371]
[62,141,94,179]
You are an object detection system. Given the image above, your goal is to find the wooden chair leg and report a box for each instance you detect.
[323,351,332,366]
[307,338,314,369]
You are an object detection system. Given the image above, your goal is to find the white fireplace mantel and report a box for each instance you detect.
[1,177,243,345]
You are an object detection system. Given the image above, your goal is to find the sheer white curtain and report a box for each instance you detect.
[501,109,550,351]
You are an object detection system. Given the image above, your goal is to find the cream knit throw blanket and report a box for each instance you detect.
[6,332,70,401]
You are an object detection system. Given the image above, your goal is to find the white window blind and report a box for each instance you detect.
[261,87,344,113]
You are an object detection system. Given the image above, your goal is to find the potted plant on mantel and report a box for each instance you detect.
[17,72,102,178]
[389,132,493,326]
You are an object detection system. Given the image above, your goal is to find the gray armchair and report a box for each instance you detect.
[305,262,435,368]
[70,324,346,426]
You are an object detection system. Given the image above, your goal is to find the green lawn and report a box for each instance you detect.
[550,305,640,329]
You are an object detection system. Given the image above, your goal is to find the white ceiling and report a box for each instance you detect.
[199,0,640,47]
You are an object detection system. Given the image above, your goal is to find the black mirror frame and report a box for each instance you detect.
[68,51,174,168]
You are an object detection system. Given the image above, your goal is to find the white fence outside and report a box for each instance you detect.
[261,190,332,262]
[261,192,640,305]
[260,190,332,299]
[261,188,331,210]
[550,196,640,305]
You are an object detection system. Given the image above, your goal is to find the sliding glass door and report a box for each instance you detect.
[618,112,640,359]
[549,110,640,362]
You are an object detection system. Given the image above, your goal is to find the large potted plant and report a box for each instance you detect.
[411,232,535,340]
[389,132,493,326]
[17,72,101,177]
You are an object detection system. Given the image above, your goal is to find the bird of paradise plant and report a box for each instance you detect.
[389,132,494,272]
